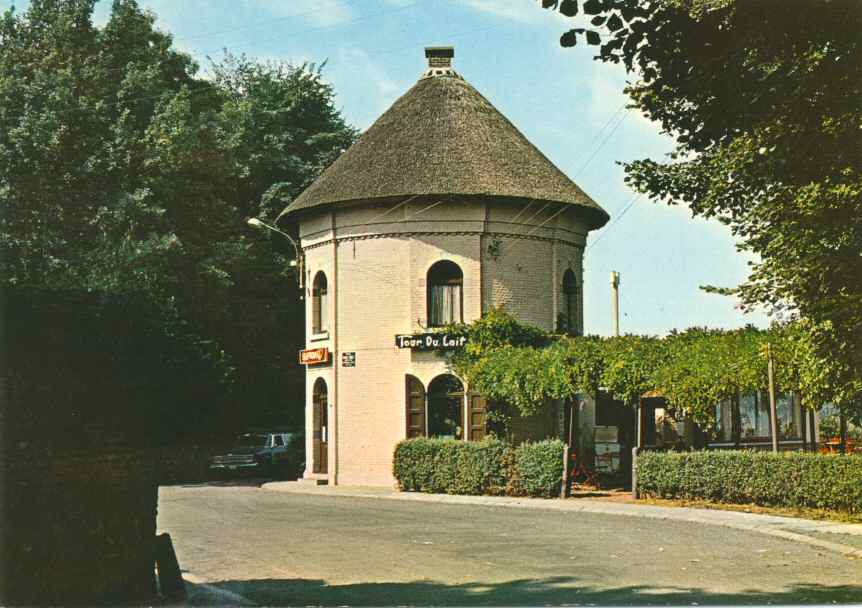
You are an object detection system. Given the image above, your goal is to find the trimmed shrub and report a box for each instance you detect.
[513,439,566,498]
[394,437,564,498]
[637,450,862,513]
[393,437,509,495]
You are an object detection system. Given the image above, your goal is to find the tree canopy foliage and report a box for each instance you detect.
[541,0,862,415]
[1,0,356,445]
[450,310,861,428]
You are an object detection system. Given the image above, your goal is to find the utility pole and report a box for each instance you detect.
[610,271,620,337]
[767,342,779,453]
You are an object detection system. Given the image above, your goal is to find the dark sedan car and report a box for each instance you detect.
[209,431,304,479]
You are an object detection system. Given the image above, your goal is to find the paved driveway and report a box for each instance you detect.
[158,485,862,606]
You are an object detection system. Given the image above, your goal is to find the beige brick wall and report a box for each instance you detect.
[298,198,593,486]
[482,203,586,332]
[335,234,413,486]
[482,235,555,330]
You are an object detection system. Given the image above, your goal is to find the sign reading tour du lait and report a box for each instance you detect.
[395,333,468,351]
[299,347,330,365]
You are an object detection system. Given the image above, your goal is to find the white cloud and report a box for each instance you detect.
[334,47,403,129]
[250,0,354,27]
[461,0,575,24]
[463,0,542,23]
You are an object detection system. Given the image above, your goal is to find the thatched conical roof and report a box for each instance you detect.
[278,51,609,229]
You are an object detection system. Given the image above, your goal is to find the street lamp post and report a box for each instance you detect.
[246,217,305,291]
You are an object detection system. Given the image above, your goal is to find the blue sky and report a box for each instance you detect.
[5,0,771,335]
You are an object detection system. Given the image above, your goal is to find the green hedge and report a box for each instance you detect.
[393,437,563,498]
[637,450,862,513]
[514,439,566,497]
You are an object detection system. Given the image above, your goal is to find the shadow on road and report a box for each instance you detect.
[161,476,290,489]
[186,576,862,606]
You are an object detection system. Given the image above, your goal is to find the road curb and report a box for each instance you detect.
[178,572,257,606]
[261,482,862,559]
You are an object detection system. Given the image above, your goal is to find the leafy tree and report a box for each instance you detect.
[1,0,355,446]
[818,407,862,445]
[452,311,855,432]
[542,0,862,414]
[653,327,766,425]
[598,334,665,407]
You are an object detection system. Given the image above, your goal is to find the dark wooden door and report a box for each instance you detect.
[313,380,328,474]
[469,394,487,441]
[406,375,426,438]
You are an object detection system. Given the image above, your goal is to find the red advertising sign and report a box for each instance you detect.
[299,347,330,365]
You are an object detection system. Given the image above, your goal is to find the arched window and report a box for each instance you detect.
[312,271,328,334]
[561,269,578,336]
[312,378,328,474]
[427,261,463,327]
[428,374,464,439]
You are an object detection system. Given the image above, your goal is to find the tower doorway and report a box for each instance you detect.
[312,378,328,474]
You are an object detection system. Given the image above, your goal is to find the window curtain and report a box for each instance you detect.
[318,285,328,331]
[739,391,801,440]
[776,393,800,439]
[740,392,770,438]
[313,280,328,333]
[430,284,461,326]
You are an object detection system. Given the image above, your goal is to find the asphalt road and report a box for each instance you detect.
[158,484,862,606]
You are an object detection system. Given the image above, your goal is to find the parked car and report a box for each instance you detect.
[209,430,304,479]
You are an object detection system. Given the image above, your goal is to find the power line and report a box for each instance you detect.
[585,193,642,251]
[495,202,569,258]
[574,108,628,177]
[357,194,420,225]
[506,199,535,224]
[411,199,447,215]
[587,102,626,146]
[519,202,552,228]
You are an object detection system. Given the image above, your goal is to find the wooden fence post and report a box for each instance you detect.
[560,400,576,498]
[767,343,779,453]
[809,409,818,452]
[561,443,571,498]
[839,410,848,455]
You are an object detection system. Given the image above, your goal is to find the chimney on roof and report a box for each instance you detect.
[425,46,454,69]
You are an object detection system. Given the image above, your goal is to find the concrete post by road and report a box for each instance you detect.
[610,271,620,337]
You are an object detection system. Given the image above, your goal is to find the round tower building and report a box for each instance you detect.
[279,47,608,486]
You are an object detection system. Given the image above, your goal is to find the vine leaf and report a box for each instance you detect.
[559,0,578,17]
[560,29,582,47]
[582,0,603,15]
